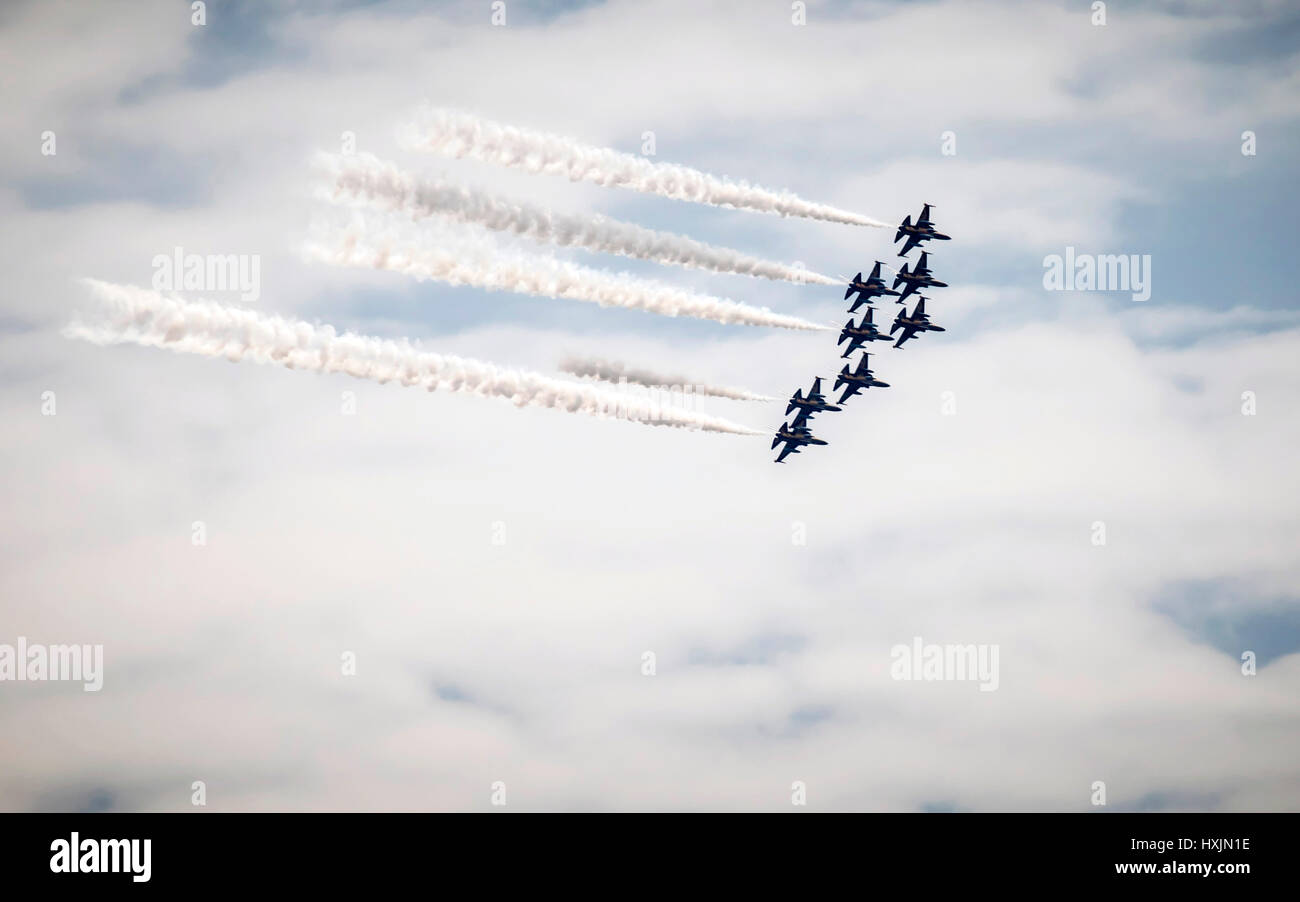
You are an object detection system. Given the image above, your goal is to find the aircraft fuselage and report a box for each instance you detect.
[896,318,945,332]
[900,225,951,241]
[897,271,947,288]
[848,280,898,297]
[839,373,890,389]
[842,328,888,342]
[789,398,840,415]
[777,431,826,447]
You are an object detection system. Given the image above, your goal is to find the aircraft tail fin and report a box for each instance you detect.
[843,274,862,301]
[894,215,910,242]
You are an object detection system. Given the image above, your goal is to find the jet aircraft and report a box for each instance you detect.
[843,262,900,311]
[785,376,842,427]
[837,307,891,358]
[833,352,890,403]
[772,421,828,463]
[890,296,946,348]
[894,203,951,257]
[891,251,948,304]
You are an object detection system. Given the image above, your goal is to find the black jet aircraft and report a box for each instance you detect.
[843,262,900,311]
[772,421,828,464]
[890,296,946,348]
[785,376,842,427]
[894,203,951,257]
[891,251,948,304]
[837,307,891,358]
[833,352,890,403]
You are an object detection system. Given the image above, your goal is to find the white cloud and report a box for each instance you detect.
[1,0,1298,812]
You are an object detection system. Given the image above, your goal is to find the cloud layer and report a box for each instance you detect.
[1,0,1298,813]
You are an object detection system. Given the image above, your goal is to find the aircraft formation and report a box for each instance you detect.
[773,203,952,463]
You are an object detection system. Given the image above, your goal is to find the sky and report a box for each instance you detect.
[1,0,1298,812]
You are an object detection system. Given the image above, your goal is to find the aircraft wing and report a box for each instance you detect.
[893,325,919,348]
[774,442,798,464]
[918,203,933,225]
[841,338,863,358]
[790,408,813,428]
[810,376,823,395]
[917,251,930,272]
[897,233,922,257]
[837,383,862,404]
[896,281,918,304]
[914,296,927,317]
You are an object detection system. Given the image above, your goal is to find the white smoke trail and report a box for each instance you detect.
[398,109,888,228]
[560,356,776,402]
[315,152,837,286]
[303,217,829,332]
[65,280,763,436]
